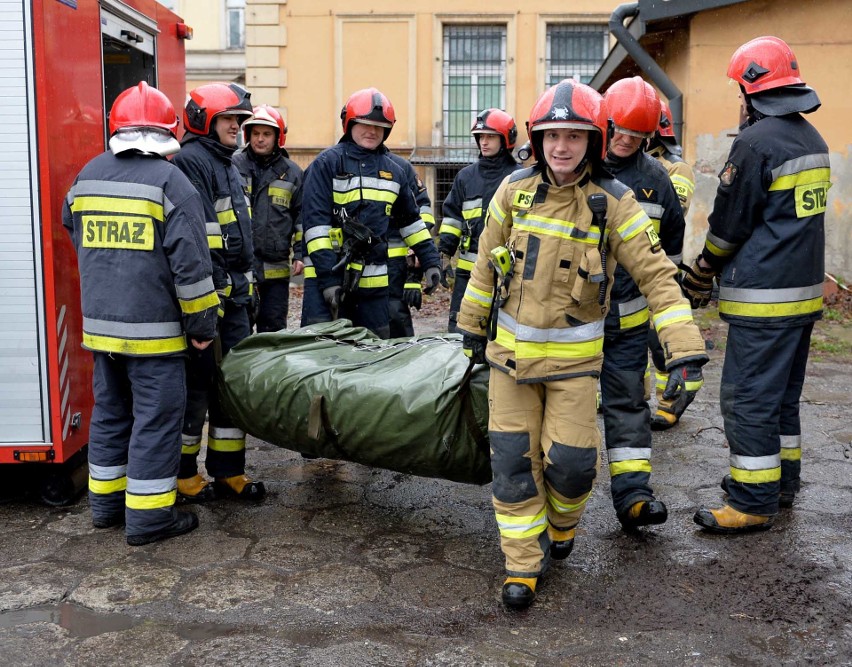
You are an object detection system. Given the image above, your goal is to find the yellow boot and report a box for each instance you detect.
[693,504,774,534]
[213,474,266,501]
[177,474,216,503]
[548,526,576,560]
[502,576,537,610]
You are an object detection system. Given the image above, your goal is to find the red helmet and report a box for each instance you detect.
[603,77,659,138]
[728,36,805,95]
[242,104,287,148]
[109,81,179,137]
[471,108,517,150]
[340,87,395,139]
[658,100,675,138]
[183,82,253,136]
[526,80,607,160]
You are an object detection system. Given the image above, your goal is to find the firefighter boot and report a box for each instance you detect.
[501,577,537,610]
[693,504,774,534]
[214,474,266,501]
[548,527,576,560]
[92,514,125,529]
[721,474,798,509]
[617,499,668,531]
[177,474,216,503]
[126,511,199,546]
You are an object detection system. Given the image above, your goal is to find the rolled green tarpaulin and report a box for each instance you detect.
[217,320,492,485]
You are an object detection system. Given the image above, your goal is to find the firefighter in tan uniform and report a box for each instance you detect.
[457,80,708,610]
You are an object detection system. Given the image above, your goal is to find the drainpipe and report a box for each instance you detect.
[609,2,684,144]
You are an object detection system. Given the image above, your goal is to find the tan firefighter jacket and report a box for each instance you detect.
[456,163,707,383]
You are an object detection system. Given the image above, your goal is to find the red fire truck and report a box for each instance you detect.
[1,0,191,503]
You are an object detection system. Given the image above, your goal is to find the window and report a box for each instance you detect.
[546,24,608,86]
[226,0,245,50]
[442,25,506,146]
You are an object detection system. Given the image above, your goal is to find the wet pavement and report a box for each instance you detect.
[1,309,851,665]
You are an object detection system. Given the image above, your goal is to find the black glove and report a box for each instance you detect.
[423,266,441,296]
[440,254,455,288]
[322,286,343,320]
[462,334,487,365]
[249,285,260,323]
[663,360,704,416]
[681,257,716,309]
[402,278,422,310]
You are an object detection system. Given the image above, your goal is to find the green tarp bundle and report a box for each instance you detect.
[218,320,492,485]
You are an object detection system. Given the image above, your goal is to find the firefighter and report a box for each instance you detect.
[438,109,521,333]
[687,36,829,533]
[173,82,266,502]
[62,82,218,545]
[232,105,304,332]
[599,77,690,531]
[457,80,708,609]
[300,87,441,338]
[386,153,435,338]
[647,99,699,430]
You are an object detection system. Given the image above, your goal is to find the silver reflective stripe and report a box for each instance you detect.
[304,225,332,242]
[70,179,165,203]
[639,202,664,220]
[270,179,295,192]
[608,447,652,462]
[462,198,483,211]
[302,255,314,267]
[719,283,823,304]
[83,317,182,338]
[460,250,478,263]
[362,263,388,277]
[244,270,254,283]
[388,239,407,250]
[441,217,463,231]
[780,435,802,449]
[89,463,127,480]
[206,222,221,236]
[420,205,433,217]
[263,260,289,272]
[706,231,738,253]
[126,476,177,494]
[182,433,202,446]
[175,276,215,300]
[333,176,401,194]
[214,196,232,212]
[619,295,648,316]
[498,310,605,343]
[730,454,781,470]
[496,515,548,534]
[210,426,245,439]
[667,252,683,265]
[399,220,428,238]
[514,211,597,242]
[488,199,507,224]
[770,153,830,181]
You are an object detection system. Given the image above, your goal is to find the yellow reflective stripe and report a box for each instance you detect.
[462,207,482,220]
[488,198,507,225]
[180,292,220,315]
[780,448,801,462]
[457,257,475,271]
[495,508,548,539]
[653,304,694,331]
[617,210,651,242]
[719,297,822,318]
[307,237,333,254]
[403,282,421,291]
[421,212,435,226]
[71,196,164,222]
[83,333,186,355]
[705,239,735,258]
[620,307,649,329]
[547,491,590,514]
[670,174,695,194]
[768,167,831,191]
[265,268,291,279]
[182,442,201,455]
[730,466,781,484]
[126,489,177,510]
[208,437,245,453]
[333,189,398,205]
[439,223,462,238]
[405,229,432,246]
[303,266,317,278]
[463,283,492,308]
[494,326,603,360]
[358,274,389,288]
[217,209,236,225]
[514,212,598,245]
[609,460,653,476]
[89,475,127,494]
[387,246,409,258]
[268,186,292,207]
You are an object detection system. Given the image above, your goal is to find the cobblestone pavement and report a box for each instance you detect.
[1,290,850,666]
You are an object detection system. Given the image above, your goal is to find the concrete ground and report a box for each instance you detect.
[1,293,851,666]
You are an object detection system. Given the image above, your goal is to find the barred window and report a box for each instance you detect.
[442,25,506,145]
[546,24,609,86]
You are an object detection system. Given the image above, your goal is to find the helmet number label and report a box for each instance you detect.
[82,216,154,251]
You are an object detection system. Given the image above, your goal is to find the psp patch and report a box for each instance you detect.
[719,161,738,186]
